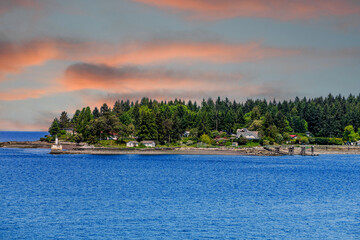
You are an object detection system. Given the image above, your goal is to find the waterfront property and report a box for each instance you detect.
[236,128,259,140]
[64,128,74,135]
[141,140,156,147]
[126,141,139,147]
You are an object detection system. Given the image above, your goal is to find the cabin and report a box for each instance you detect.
[126,141,139,147]
[183,131,190,137]
[236,128,259,140]
[107,132,119,140]
[64,128,74,135]
[141,140,156,148]
[289,134,298,139]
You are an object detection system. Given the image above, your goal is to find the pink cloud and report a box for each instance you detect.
[91,41,298,66]
[0,39,91,80]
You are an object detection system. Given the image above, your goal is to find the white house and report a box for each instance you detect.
[126,141,139,147]
[184,131,190,137]
[236,128,259,140]
[64,128,74,135]
[141,140,156,147]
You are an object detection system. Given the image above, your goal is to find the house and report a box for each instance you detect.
[107,132,119,140]
[141,140,156,147]
[64,128,74,135]
[184,131,190,137]
[236,128,259,140]
[289,134,298,139]
[126,141,139,147]
[232,142,238,147]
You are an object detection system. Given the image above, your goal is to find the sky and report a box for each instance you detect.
[0,0,360,131]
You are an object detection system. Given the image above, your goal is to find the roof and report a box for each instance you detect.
[141,140,155,144]
[237,130,259,139]
[237,128,249,133]
[289,135,297,138]
[127,141,139,144]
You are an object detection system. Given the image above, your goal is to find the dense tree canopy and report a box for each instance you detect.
[49,94,360,144]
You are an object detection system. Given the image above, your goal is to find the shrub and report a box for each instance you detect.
[275,134,284,144]
[298,136,309,144]
[237,136,248,145]
[200,134,211,145]
[261,136,274,145]
[329,138,343,145]
[313,137,330,145]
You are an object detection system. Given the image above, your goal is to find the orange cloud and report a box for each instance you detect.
[0,39,90,80]
[0,88,51,101]
[0,40,296,80]
[133,0,360,20]
[90,41,298,65]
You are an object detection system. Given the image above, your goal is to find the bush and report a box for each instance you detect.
[200,134,211,145]
[298,136,309,144]
[237,136,248,145]
[246,141,260,147]
[87,136,98,145]
[275,134,284,144]
[313,137,330,145]
[261,136,274,145]
[329,138,343,145]
[74,134,84,144]
[40,135,54,143]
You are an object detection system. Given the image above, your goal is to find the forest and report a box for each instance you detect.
[47,94,360,146]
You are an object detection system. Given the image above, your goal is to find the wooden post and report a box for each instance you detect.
[275,146,280,154]
[300,147,306,156]
[288,146,294,155]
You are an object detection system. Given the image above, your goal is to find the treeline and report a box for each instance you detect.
[48,94,360,144]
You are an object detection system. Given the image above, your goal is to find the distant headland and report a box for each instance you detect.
[2,95,360,156]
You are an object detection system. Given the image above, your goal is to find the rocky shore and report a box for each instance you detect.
[2,140,360,156]
[58,146,281,156]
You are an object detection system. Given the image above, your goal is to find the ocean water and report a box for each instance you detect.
[1,133,360,239]
[0,131,48,142]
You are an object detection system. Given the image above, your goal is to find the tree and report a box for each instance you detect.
[200,134,211,144]
[100,103,110,115]
[49,118,61,136]
[59,111,70,129]
[343,125,359,142]
[92,107,100,118]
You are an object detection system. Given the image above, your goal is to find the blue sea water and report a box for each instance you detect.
[1,133,360,239]
[0,131,48,142]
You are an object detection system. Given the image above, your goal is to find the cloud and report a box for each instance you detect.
[89,41,299,65]
[62,62,243,92]
[0,39,298,80]
[0,88,55,101]
[133,0,360,20]
[62,62,299,107]
[0,39,90,80]
[0,119,48,131]
[0,0,41,15]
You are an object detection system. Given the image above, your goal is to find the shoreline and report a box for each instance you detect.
[2,141,360,156]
